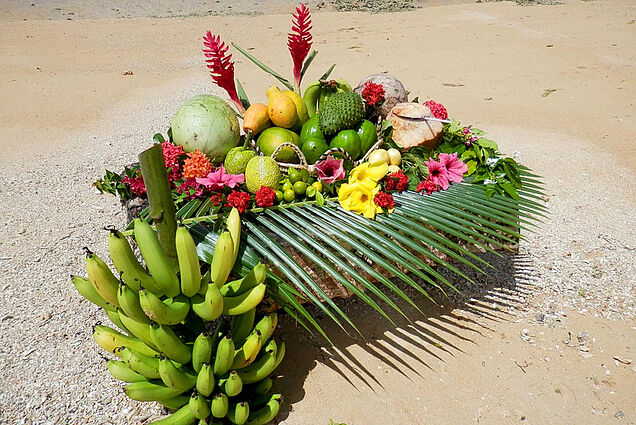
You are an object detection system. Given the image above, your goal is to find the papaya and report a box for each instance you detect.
[301,138,329,164]
[282,91,309,126]
[257,127,302,163]
[356,120,378,155]
[300,115,326,145]
[266,87,298,129]
[330,129,361,160]
[243,103,271,136]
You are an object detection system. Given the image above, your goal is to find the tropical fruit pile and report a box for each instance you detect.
[73,208,285,425]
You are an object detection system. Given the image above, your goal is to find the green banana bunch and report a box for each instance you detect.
[125,380,184,402]
[253,378,273,396]
[150,323,192,364]
[252,313,278,348]
[117,311,158,351]
[211,392,229,418]
[218,370,243,397]
[117,283,151,324]
[108,228,161,293]
[158,394,191,410]
[148,404,196,425]
[222,283,267,316]
[195,363,215,397]
[92,324,157,357]
[133,219,180,297]
[213,334,235,376]
[106,308,129,333]
[302,80,321,117]
[210,231,235,288]
[238,341,285,384]
[232,330,262,370]
[176,226,202,297]
[245,394,282,425]
[119,346,161,379]
[191,283,223,322]
[188,391,211,420]
[192,332,212,373]
[139,289,190,325]
[84,248,120,308]
[106,360,146,383]
[72,275,114,311]
[158,356,197,391]
[227,401,250,425]
[220,263,267,297]
[230,309,256,347]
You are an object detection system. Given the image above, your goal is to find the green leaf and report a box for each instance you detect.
[315,190,325,206]
[231,42,295,91]
[153,133,165,143]
[319,64,336,80]
[235,79,251,110]
[300,50,318,84]
[477,138,498,150]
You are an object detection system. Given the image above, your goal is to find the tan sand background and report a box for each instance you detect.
[0,0,634,424]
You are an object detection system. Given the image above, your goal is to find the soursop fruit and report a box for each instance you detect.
[319,92,365,136]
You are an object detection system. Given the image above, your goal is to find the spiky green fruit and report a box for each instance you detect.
[318,92,365,136]
[244,156,281,194]
[225,147,256,175]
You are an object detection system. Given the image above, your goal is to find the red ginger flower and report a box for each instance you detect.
[374,191,395,210]
[183,150,212,180]
[424,100,448,120]
[203,32,244,113]
[416,178,440,195]
[362,82,385,106]
[384,171,409,192]
[288,4,312,87]
[255,186,276,208]
[226,191,251,213]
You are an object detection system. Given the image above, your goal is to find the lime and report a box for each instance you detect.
[283,189,296,202]
[305,186,316,197]
[288,168,301,184]
[282,180,293,192]
[312,181,323,192]
[293,181,307,195]
[330,129,361,160]
[300,169,310,183]
[275,190,283,203]
[244,156,281,194]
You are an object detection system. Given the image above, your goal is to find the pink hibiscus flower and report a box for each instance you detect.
[424,158,451,190]
[314,156,346,184]
[438,153,468,183]
[196,165,245,191]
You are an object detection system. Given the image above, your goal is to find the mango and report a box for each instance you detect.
[257,127,302,163]
[243,103,271,136]
[266,86,298,129]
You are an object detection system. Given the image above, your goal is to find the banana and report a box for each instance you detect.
[213,334,235,376]
[220,263,267,297]
[119,346,161,379]
[188,391,211,420]
[159,394,191,410]
[139,289,190,325]
[85,248,120,307]
[125,380,184,402]
[219,370,243,397]
[133,218,180,297]
[72,275,114,311]
[106,308,129,333]
[197,271,210,296]
[253,377,273,396]
[226,207,241,267]
[191,283,223,322]
[176,226,202,297]
[210,393,229,419]
[232,330,262,370]
[192,332,212,373]
[335,78,352,93]
[195,363,215,397]
[245,394,282,425]
[210,231,234,288]
[253,313,277,348]
[108,228,161,293]
[117,311,158,351]
[148,404,196,425]
[92,324,157,357]
[150,323,192,365]
[222,283,266,316]
[230,309,256,347]
[238,341,285,384]
[106,360,147,383]
[302,80,321,117]
[227,401,250,425]
[159,356,197,391]
[117,283,151,324]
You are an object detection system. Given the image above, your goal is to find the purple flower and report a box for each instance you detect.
[314,156,346,184]
[196,165,245,191]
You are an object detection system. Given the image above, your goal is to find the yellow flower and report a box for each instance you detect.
[348,161,389,190]
[338,181,382,219]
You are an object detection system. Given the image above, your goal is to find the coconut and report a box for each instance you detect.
[354,74,408,119]
[386,103,443,150]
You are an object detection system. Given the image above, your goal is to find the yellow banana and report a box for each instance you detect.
[71,275,114,311]
[85,248,120,307]
[139,290,190,325]
[117,283,151,324]
[222,283,266,316]
[176,226,202,297]
[232,330,262,369]
[226,208,241,267]
[282,90,309,125]
[133,219,180,297]
[210,231,235,288]
[92,324,157,357]
[191,283,223,322]
[108,228,161,293]
[150,323,192,365]
[253,313,277,348]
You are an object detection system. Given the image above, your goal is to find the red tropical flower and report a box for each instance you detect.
[255,186,276,208]
[203,32,244,113]
[226,191,251,213]
[288,4,313,87]
[362,82,385,106]
[384,171,409,192]
[123,172,146,197]
[209,192,224,206]
[424,100,448,120]
[416,178,440,195]
[374,191,395,210]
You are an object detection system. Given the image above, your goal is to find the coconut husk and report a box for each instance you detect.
[387,103,444,150]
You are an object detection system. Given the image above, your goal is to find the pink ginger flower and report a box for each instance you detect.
[196,165,245,191]
[314,156,346,184]
[438,153,468,184]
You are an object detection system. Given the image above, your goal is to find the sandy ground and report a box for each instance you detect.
[0,0,635,424]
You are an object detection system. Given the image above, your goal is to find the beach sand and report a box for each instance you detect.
[0,0,634,424]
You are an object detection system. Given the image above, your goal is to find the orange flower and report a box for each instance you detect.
[182,150,212,179]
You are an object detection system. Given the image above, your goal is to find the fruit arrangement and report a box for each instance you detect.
[74,208,285,425]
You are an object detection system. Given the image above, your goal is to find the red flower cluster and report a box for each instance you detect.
[255,186,276,208]
[362,82,385,106]
[209,192,224,206]
[162,141,185,182]
[176,178,204,200]
[416,178,440,195]
[123,172,146,197]
[424,100,448,120]
[226,191,251,213]
[374,191,395,209]
[384,171,409,192]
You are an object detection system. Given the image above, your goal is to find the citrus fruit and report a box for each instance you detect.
[288,168,302,183]
[275,190,283,203]
[312,181,323,192]
[224,147,256,174]
[283,189,296,202]
[256,127,301,163]
[282,180,293,192]
[293,181,307,195]
[300,169,310,183]
[244,156,281,194]
[330,129,361,160]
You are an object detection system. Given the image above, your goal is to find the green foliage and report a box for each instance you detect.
[92,166,138,198]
